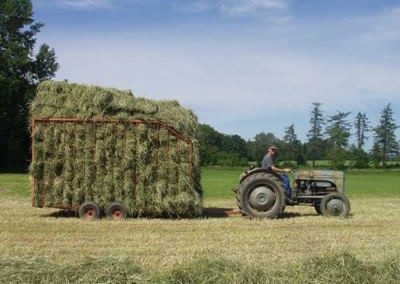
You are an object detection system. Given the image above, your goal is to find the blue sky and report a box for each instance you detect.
[31,0,400,149]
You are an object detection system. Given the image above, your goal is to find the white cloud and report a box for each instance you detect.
[57,0,115,10]
[219,0,288,16]
[177,0,289,19]
[361,6,400,43]
[55,0,289,17]
[173,1,218,14]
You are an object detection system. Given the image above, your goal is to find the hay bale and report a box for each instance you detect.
[30,81,202,217]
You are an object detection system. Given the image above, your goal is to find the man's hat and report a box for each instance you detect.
[268,145,278,151]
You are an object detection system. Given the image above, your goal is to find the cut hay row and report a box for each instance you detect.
[30,81,202,217]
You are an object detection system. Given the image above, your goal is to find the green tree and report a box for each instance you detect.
[350,112,370,168]
[282,123,301,162]
[0,0,59,169]
[326,111,352,148]
[326,111,352,169]
[349,145,370,169]
[198,124,223,166]
[33,44,59,82]
[306,102,325,167]
[201,145,219,166]
[198,124,248,166]
[354,112,370,150]
[221,134,247,159]
[247,132,279,164]
[326,146,347,170]
[198,124,223,148]
[307,102,325,140]
[371,103,399,168]
[283,124,298,144]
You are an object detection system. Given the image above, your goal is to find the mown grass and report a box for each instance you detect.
[1,253,399,283]
[1,169,400,283]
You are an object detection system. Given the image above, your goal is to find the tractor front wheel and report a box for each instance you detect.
[320,193,350,218]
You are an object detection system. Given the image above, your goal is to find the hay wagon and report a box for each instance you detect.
[30,81,202,219]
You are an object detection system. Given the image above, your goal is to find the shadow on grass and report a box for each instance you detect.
[203,208,308,219]
[43,207,345,220]
[278,211,303,219]
[43,208,239,219]
[202,207,240,218]
[43,210,78,218]
[202,207,329,219]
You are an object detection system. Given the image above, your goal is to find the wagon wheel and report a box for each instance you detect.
[236,172,284,219]
[320,193,350,218]
[105,201,128,220]
[79,201,101,220]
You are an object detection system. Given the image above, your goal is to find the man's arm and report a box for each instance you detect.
[270,165,292,173]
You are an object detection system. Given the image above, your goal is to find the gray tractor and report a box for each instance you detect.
[234,168,350,219]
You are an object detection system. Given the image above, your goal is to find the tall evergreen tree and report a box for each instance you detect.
[325,111,352,169]
[0,0,59,169]
[307,102,324,140]
[307,102,325,167]
[283,124,298,144]
[354,112,370,150]
[326,111,352,148]
[372,103,399,167]
[283,123,301,162]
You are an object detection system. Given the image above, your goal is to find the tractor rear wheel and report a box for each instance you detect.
[320,193,350,218]
[236,172,284,219]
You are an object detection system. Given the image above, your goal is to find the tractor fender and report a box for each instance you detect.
[239,168,283,184]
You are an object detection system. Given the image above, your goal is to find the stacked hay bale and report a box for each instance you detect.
[30,81,202,217]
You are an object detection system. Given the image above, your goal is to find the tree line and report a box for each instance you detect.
[199,102,400,169]
[1,1,399,171]
[0,0,58,170]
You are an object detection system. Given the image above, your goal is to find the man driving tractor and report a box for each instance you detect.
[261,145,293,201]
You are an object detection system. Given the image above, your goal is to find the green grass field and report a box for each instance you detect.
[1,169,399,283]
[201,167,400,199]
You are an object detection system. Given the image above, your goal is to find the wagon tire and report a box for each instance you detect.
[79,201,101,220]
[320,193,350,218]
[106,201,128,220]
